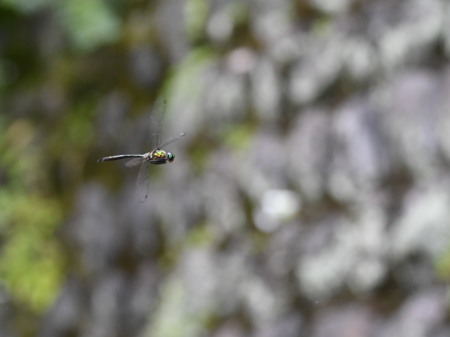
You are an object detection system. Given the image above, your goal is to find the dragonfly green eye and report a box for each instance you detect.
[167,152,175,162]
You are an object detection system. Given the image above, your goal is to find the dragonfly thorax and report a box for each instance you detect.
[149,149,175,163]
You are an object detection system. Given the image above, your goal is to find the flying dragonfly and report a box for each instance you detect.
[98,101,185,201]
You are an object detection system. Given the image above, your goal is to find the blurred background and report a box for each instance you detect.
[1,0,450,336]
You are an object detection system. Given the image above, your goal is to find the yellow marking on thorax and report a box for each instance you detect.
[152,149,166,159]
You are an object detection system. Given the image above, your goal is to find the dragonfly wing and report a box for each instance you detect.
[159,132,186,148]
[125,157,144,168]
[136,160,150,202]
[150,98,165,148]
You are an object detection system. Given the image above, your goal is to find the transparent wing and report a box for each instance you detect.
[125,157,144,168]
[135,160,151,203]
[159,132,186,148]
[149,98,185,149]
[151,98,166,148]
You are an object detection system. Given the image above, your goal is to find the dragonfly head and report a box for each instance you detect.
[167,152,175,162]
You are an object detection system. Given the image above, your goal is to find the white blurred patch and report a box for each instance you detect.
[207,10,233,42]
[254,189,301,233]
[390,183,450,260]
[226,48,256,74]
[309,0,354,14]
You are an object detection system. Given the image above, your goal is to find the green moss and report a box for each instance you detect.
[222,123,254,151]
[145,276,216,337]
[186,223,213,247]
[167,47,215,102]
[435,247,450,281]
[185,0,208,42]
[0,118,64,312]
[0,192,63,311]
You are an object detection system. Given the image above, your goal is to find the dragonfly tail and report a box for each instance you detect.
[97,154,144,162]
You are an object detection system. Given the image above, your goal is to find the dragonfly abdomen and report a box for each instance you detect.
[97,154,144,162]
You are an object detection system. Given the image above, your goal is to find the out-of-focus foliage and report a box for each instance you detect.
[0,193,62,310]
[0,0,120,51]
[0,0,102,318]
[58,0,120,51]
[0,118,63,311]
[0,0,51,13]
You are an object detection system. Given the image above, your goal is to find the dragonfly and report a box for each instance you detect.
[98,102,185,201]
